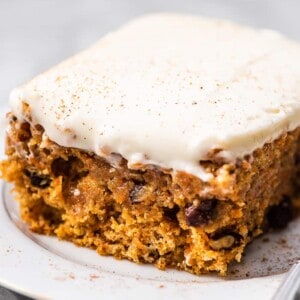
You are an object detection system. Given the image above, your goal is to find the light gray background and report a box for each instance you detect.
[0,0,299,299]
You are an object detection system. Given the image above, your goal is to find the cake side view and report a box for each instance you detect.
[1,14,300,275]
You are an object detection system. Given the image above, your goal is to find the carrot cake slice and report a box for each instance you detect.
[1,14,300,275]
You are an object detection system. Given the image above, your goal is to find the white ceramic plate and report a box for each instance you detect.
[1,181,300,300]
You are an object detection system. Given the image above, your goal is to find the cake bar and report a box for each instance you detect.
[1,14,300,275]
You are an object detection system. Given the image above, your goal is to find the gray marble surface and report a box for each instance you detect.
[0,0,299,299]
[0,287,30,300]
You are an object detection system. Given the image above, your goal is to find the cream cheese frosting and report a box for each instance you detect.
[9,14,300,180]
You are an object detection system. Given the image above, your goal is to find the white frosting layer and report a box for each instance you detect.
[9,14,300,180]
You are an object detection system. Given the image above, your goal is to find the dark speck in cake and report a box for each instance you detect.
[24,170,51,188]
[185,199,217,227]
[267,196,293,229]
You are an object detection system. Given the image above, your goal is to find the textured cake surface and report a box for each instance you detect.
[1,14,300,276]
[9,14,300,179]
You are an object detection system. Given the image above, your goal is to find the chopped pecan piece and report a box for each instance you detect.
[208,228,243,250]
